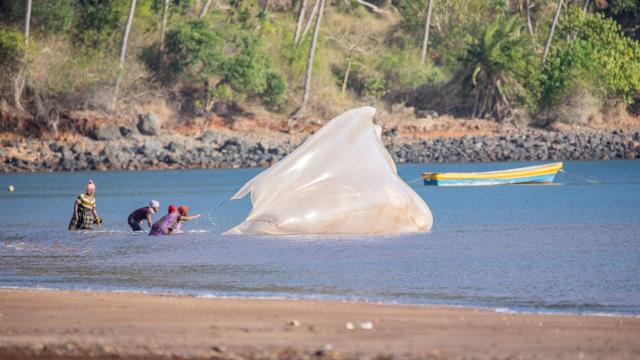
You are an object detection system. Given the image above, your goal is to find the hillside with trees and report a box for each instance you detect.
[0,0,639,137]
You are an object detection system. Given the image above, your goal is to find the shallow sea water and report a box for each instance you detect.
[1,160,639,315]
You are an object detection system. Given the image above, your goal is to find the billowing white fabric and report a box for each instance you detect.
[225,107,433,235]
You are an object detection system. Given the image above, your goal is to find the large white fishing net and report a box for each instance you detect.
[225,107,433,235]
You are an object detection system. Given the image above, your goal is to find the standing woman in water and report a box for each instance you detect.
[68,180,102,230]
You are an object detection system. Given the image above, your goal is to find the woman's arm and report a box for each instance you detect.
[92,206,101,225]
[146,212,153,228]
[72,201,78,220]
[179,214,201,221]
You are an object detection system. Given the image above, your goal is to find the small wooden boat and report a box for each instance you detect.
[422,162,563,186]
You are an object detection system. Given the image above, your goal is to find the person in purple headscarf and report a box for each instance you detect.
[149,205,179,236]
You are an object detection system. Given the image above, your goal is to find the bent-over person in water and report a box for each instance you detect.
[128,200,160,231]
[149,205,178,236]
[68,180,102,230]
[169,205,201,233]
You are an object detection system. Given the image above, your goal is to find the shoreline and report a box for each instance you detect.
[2,286,638,319]
[1,289,639,359]
[2,126,639,173]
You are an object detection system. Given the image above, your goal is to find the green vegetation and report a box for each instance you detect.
[0,27,25,69]
[543,7,640,105]
[0,0,639,128]
[161,15,286,108]
[458,15,539,119]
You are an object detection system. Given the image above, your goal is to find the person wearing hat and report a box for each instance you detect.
[69,180,102,230]
[169,205,201,233]
[149,205,179,236]
[127,200,160,231]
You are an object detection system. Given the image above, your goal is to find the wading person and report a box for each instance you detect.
[127,200,160,231]
[169,205,201,233]
[149,205,179,236]
[68,180,102,230]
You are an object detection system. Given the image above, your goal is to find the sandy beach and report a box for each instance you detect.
[0,289,638,359]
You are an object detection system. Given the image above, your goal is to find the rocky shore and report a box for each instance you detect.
[1,113,639,172]
[387,128,640,164]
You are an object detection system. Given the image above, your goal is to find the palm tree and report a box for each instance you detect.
[300,0,320,45]
[294,0,307,45]
[113,0,137,111]
[292,0,325,119]
[582,0,590,14]
[200,0,214,18]
[420,0,434,64]
[525,0,535,38]
[460,15,534,120]
[14,0,32,112]
[542,0,563,66]
[160,0,170,53]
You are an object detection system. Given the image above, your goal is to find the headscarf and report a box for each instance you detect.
[149,200,160,213]
[168,205,177,214]
[178,205,189,217]
[86,180,96,195]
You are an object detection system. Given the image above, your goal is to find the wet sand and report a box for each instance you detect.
[0,289,639,359]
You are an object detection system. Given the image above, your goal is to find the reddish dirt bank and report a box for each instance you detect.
[1,108,640,172]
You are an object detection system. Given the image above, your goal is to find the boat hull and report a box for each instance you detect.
[422,162,563,186]
[423,173,558,186]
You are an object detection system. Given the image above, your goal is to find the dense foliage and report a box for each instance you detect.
[544,7,640,104]
[0,0,638,124]
[163,18,286,108]
[458,15,539,119]
[0,27,25,68]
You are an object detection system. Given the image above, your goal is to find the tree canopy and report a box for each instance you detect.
[0,0,638,125]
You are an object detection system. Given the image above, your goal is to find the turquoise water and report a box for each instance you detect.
[1,161,639,315]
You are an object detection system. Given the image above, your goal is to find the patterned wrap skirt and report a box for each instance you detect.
[69,206,95,230]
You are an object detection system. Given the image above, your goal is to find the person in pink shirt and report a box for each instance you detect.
[148,205,179,236]
[169,205,201,233]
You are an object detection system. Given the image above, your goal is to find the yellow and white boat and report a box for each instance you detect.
[422,162,563,186]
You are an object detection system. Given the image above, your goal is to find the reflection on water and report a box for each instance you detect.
[1,161,640,315]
